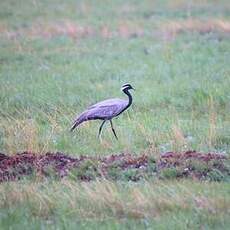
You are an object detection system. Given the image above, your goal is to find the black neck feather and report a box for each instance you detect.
[123,89,133,108]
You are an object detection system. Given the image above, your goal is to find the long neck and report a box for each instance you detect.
[123,89,133,108]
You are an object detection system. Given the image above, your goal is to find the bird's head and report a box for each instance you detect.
[121,83,135,92]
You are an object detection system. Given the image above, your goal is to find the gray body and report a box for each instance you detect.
[70,84,134,139]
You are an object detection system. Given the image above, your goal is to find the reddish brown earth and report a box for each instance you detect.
[0,151,229,183]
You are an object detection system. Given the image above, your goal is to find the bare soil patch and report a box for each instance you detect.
[0,151,229,183]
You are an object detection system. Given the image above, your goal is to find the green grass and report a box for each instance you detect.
[0,180,230,230]
[0,0,230,229]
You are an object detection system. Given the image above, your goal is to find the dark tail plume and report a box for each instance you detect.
[70,119,83,132]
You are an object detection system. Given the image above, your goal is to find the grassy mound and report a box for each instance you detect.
[0,151,229,183]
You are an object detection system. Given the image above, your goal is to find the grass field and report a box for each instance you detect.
[0,0,230,229]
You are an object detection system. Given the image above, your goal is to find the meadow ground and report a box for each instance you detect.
[0,0,230,229]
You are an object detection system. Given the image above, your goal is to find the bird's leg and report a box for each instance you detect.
[110,120,118,140]
[98,120,106,138]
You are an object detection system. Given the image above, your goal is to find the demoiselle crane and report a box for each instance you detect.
[70,83,134,139]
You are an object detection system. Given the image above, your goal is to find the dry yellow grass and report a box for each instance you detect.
[171,124,187,151]
[0,108,64,154]
[3,18,229,41]
[161,19,230,39]
[0,118,39,154]
[0,180,229,220]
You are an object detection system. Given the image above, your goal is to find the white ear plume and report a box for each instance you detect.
[121,86,127,91]
[121,83,131,91]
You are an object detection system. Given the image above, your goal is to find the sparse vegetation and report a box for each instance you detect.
[0,0,229,229]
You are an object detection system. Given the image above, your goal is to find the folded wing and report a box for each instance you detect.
[70,98,128,131]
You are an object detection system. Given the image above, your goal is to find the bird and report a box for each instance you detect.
[70,83,134,139]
